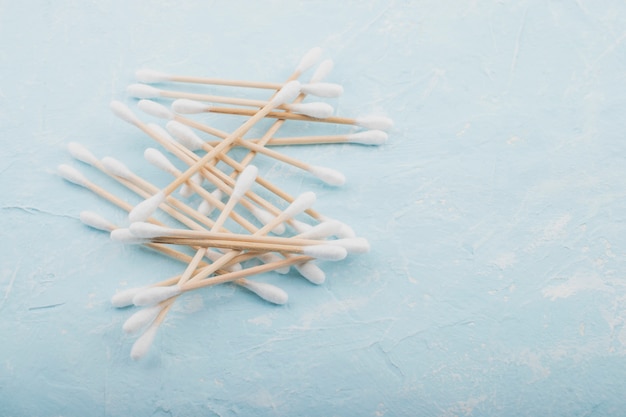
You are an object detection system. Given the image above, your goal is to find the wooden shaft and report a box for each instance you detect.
[183,255,311,292]
[168,74,283,90]
[207,106,356,126]
[161,96,285,195]
[152,229,326,247]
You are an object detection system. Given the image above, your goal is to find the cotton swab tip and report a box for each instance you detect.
[331,237,370,254]
[67,142,99,166]
[127,83,162,99]
[144,147,177,174]
[129,222,173,238]
[300,82,343,98]
[302,244,347,261]
[110,228,149,244]
[130,323,159,360]
[296,46,323,74]
[295,261,325,285]
[309,59,334,83]
[58,164,88,187]
[79,211,116,232]
[101,157,134,179]
[308,165,345,186]
[133,285,182,306]
[135,69,170,83]
[288,102,334,119]
[128,191,166,223]
[111,287,143,308]
[138,99,175,120]
[232,165,258,199]
[171,99,210,114]
[282,191,316,219]
[355,115,394,131]
[240,280,288,305]
[123,305,162,335]
[296,220,343,239]
[346,130,388,145]
[166,121,205,151]
[110,100,141,126]
[271,80,301,106]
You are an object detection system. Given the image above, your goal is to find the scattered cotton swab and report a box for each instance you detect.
[60,47,389,361]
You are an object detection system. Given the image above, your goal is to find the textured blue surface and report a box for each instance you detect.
[2,1,626,416]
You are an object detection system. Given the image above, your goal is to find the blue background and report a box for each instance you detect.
[2,1,626,416]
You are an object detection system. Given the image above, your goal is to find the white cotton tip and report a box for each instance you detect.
[347,130,388,145]
[355,115,394,131]
[290,219,313,234]
[79,211,116,232]
[110,228,149,244]
[135,69,170,83]
[58,164,88,187]
[144,147,178,175]
[127,83,162,99]
[110,100,142,126]
[130,322,159,361]
[296,220,343,239]
[146,123,177,146]
[309,59,334,83]
[111,287,143,308]
[178,172,201,198]
[166,120,205,151]
[337,222,356,238]
[294,261,325,285]
[197,199,213,216]
[319,216,356,238]
[67,142,99,166]
[123,305,162,335]
[282,191,316,220]
[128,191,166,223]
[331,237,370,254]
[302,244,347,261]
[138,99,175,120]
[204,249,242,272]
[288,102,334,119]
[232,165,258,200]
[128,222,172,238]
[250,206,286,235]
[271,80,301,106]
[296,46,323,74]
[101,157,134,180]
[257,253,290,274]
[300,82,343,98]
[240,280,288,305]
[133,285,182,307]
[171,98,210,114]
[178,183,194,198]
[308,165,345,186]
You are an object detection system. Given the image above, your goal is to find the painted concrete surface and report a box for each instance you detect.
[2,1,626,416]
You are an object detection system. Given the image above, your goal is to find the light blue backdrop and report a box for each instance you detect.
[2,1,626,416]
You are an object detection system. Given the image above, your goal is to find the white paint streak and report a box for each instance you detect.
[542,271,608,301]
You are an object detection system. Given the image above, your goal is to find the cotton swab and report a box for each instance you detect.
[190,130,388,147]
[190,104,394,131]
[125,80,301,222]
[107,102,280,233]
[131,191,318,307]
[141,100,345,186]
[128,85,335,119]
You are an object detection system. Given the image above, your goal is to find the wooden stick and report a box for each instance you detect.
[158,89,317,115]
[206,106,359,126]
[175,114,326,221]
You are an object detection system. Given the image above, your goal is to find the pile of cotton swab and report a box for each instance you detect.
[58,47,391,360]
